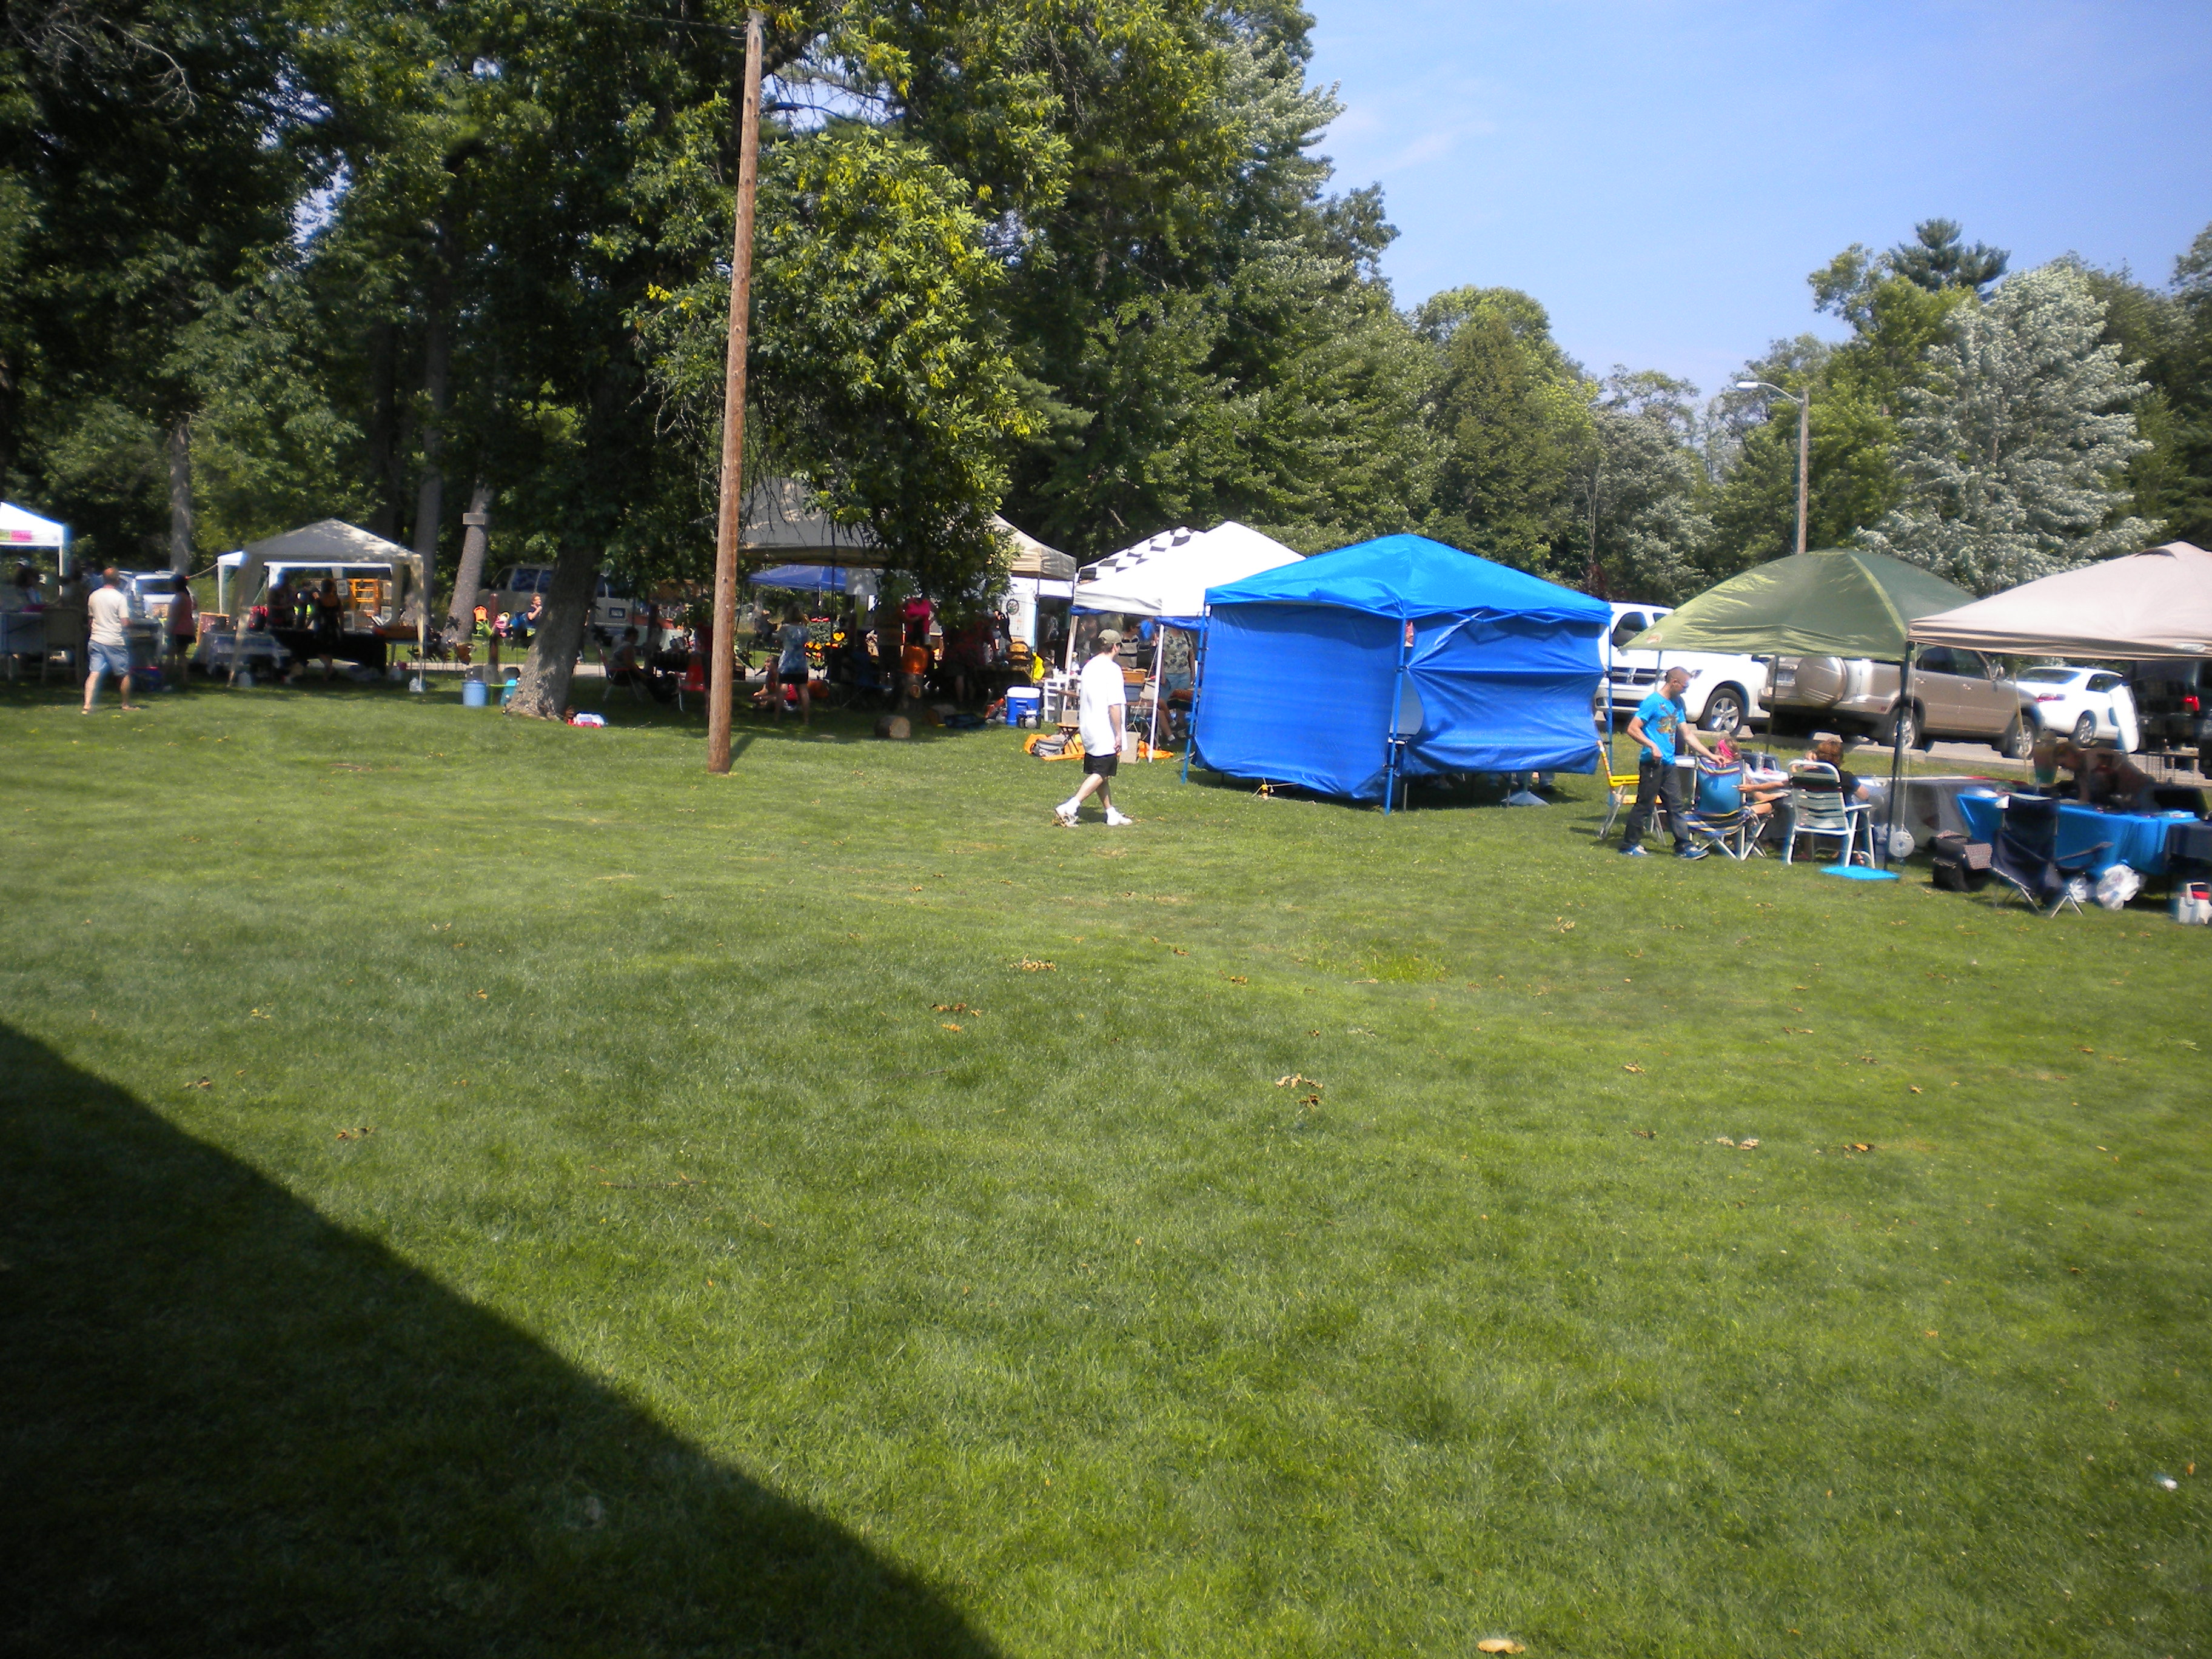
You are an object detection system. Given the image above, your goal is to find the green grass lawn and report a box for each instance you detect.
[4,678,2207,1658]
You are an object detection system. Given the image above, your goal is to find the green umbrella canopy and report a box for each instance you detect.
[1624,549,1977,659]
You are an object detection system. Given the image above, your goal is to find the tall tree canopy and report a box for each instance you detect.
[1858,260,2154,592]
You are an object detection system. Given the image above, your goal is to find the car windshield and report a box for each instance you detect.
[2014,668,2076,684]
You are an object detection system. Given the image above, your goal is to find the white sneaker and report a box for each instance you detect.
[1053,801,1079,826]
[1105,809,1134,827]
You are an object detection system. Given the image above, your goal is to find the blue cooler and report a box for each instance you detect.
[462,679,489,708]
[1005,685,1042,726]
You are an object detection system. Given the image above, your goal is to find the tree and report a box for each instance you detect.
[1,0,309,567]
[1416,286,1591,575]
[1858,261,2156,592]
[1705,221,1996,571]
[1576,370,1711,601]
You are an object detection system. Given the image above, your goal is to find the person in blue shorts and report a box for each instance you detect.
[1620,665,1717,859]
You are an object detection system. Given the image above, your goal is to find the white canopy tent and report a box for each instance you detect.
[1068,520,1304,754]
[1906,541,2212,659]
[218,520,423,620]
[1071,520,1301,624]
[1,503,70,571]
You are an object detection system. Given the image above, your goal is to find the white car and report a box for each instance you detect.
[1603,602,1769,736]
[2014,665,2139,750]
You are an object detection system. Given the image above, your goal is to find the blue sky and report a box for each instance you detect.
[1305,0,2212,396]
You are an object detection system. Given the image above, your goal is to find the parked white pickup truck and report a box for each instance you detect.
[1601,602,1769,736]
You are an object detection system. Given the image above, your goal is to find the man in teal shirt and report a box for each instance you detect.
[1620,665,1717,858]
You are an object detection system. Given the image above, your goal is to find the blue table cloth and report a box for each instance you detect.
[1953,793,2193,877]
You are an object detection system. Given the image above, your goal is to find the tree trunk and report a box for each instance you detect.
[507,539,597,720]
[166,418,193,574]
[447,481,492,637]
[412,255,452,628]
[364,320,400,540]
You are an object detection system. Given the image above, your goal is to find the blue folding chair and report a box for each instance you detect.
[1681,762,1757,860]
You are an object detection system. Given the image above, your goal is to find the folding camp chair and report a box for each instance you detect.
[1680,762,1758,860]
[1599,769,1646,840]
[672,655,707,713]
[1988,794,2110,919]
[1782,762,1872,866]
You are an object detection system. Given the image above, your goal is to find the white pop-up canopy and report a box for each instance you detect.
[1,503,69,566]
[219,520,422,617]
[1907,541,2212,660]
[1073,521,1302,626]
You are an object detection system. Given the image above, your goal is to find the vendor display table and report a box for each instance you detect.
[1860,775,2006,843]
[269,628,389,671]
[1954,792,2197,877]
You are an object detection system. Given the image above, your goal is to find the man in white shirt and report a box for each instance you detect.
[1055,628,1133,827]
[83,568,138,713]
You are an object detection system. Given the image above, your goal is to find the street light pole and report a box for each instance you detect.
[706,8,766,777]
[1735,379,1809,557]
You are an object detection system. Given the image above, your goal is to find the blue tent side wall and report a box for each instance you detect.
[1192,606,1605,801]
[1191,605,1401,799]
[1403,613,1605,777]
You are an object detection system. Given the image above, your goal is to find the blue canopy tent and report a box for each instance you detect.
[750,563,848,592]
[1193,534,1609,808]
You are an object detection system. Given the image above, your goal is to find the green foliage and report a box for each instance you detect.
[1417,286,1592,575]
[1,0,309,560]
[1577,370,1713,602]
[1706,228,1992,575]
[2082,225,2212,548]
[1858,261,2154,592]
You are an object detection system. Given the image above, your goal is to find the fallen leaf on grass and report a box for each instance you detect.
[1909,1085,1922,1094]
[249,1008,272,1020]
[1622,1063,1644,1074]
[933,1002,980,1014]
[1275,1074,1322,1091]
[941,1022,964,1033]
[191,1077,212,1090]
[1632,1128,1656,1139]
[1476,1642,1524,1655]
[335,1125,375,1141]
[1017,959,1056,972]
[1715,1136,1735,1147]
[1783,1026,1813,1035]
[1924,1329,1939,1338]
[1171,947,1188,956]
[1848,1142,1872,1153]
[1222,974,1248,985]
[1739,1138,1760,1149]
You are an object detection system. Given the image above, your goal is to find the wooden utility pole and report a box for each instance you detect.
[706,8,766,775]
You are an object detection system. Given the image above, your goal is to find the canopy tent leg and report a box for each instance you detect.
[1881,652,1914,870]
[1383,620,1412,816]
[1145,629,1164,758]
[1181,626,1208,785]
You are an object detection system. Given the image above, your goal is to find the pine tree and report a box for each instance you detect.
[1858,261,2156,594]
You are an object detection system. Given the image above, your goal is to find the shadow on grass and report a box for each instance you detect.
[0,1024,999,1658]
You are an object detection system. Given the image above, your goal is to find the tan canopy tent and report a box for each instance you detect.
[739,477,1070,580]
[221,520,423,622]
[1906,541,2212,659]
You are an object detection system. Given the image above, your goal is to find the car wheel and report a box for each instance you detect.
[1888,703,1919,751]
[1698,686,1746,734]
[1999,715,2034,760]
[2073,712,2097,744]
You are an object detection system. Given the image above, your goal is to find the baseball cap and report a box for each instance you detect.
[1096,628,1122,648]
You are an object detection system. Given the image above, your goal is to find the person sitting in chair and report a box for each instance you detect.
[2078,742,2156,810]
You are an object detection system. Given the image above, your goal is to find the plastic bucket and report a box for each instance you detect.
[461,679,489,708]
[1005,686,1042,727]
